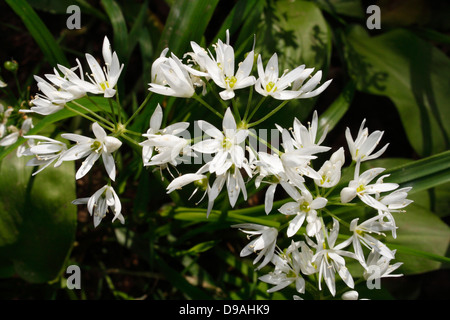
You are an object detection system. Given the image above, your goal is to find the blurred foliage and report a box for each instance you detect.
[0,0,449,300]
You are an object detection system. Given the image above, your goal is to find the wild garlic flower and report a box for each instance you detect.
[28,75,80,115]
[149,52,207,98]
[278,188,327,238]
[22,135,67,175]
[0,104,13,139]
[363,249,403,280]
[339,215,397,267]
[72,184,124,228]
[345,119,389,162]
[0,116,33,157]
[291,69,332,99]
[314,147,345,188]
[340,161,399,211]
[60,122,122,181]
[254,151,298,214]
[140,104,192,169]
[232,223,278,271]
[291,110,328,149]
[254,53,308,100]
[83,36,124,98]
[258,241,311,294]
[309,219,357,297]
[191,31,256,100]
[192,108,249,175]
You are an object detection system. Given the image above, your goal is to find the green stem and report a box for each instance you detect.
[64,104,114,131]
[247,129,281,155]
[192,94,223,119]
[248,100,289,128]
[206,81,228,110]
[323,207,350,228]
[246,95,267,123]
[124,91,152,127]
[108,99,118,126]
[231,98,241,123]
[242,85,253,122]
[115,87,122,125]
[70,100,115,127]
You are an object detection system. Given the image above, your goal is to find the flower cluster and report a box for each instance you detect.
[13,31,411,299]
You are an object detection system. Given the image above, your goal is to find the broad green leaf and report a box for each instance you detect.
[382,150,450,194]
[6,0,69,67]
[0,153,77,283]
[344,25,450,157]
[314,0,365,19]
[101,0,128,61]
[212,0,266,55]
[385,202,450,274]
[157,0,220,56]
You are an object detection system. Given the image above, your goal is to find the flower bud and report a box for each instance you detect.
[4,60,19,73]
[340,187,357,203]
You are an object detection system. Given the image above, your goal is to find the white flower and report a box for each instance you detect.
[27,75,78,115]
[363,249,403,281]
[140,104,191,168]
[341,290,369,300]
[254,53,308,100]
[166,173,207,194]
[72,184,124,227]
[0,104,13,138]
[259,241,312,294]
[278,188,327,237]
[149,52,206,98]
[23,135,67,175]
[0,117,33,157]
[314,147,345,188]
[60,122,122,181]
[192,108,248,175]
[309,218,357,296]
[193,31,256,100]
[345,119,389,162]
[291,111,328,149]
[340,161,399,211]
[83,36,124,98]
[339,215,397,267]
[151,48,170,85]
[232,223,278,270]
[254,151,297,214]
[378,187,413,213]
[291,68,332,99]
[278,126,328,187]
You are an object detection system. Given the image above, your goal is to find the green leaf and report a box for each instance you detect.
[344,26,450,157]
[6,0,68,67]
[101,0,129,62]
[156,0,220,56]
[0,153,77,283]
[382,150,450,194]
[385,202,450,274]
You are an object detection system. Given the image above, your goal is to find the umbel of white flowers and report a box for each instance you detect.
[18,31,411,300]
